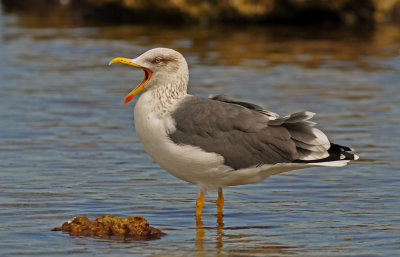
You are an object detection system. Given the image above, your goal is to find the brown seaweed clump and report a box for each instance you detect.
[52,215,165,240]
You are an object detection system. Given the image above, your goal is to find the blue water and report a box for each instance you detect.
[1,5,400,257]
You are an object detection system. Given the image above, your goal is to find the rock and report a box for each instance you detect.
[52,215,165,240]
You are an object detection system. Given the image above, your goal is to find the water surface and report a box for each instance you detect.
[1,4,400,257]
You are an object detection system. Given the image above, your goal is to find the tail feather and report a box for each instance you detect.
[270,111,359,165]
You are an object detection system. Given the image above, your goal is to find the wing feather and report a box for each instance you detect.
[168,95,356,170]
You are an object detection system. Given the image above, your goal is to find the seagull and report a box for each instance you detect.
[109,48,359,217]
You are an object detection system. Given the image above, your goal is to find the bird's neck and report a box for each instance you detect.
[145,79,188,117]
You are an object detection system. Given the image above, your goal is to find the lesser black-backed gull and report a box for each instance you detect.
[109,48,359,217]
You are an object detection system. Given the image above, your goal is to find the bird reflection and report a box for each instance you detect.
[195,216,205,257]
[216,214,224,256]
[195,214,225,257]
[195,214,296,256]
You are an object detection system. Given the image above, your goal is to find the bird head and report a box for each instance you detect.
[109,48,189,104]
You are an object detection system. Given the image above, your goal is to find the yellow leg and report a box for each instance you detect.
[216,188,224,215]
[196,192,205,217]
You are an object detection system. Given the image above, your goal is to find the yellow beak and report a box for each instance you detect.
[109,57,153,104]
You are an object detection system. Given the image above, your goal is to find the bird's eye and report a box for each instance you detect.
[154,57,162,64]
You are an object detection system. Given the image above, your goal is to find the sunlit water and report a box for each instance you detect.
[1,4,400,257]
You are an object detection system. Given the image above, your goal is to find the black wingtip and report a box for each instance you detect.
[293,143,359,163]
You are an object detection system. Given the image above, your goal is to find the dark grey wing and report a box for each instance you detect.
[169,96,299,170]
[169,95,358,170]
[211,95,358,163]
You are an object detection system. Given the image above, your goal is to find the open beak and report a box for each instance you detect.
[108,57,153,104]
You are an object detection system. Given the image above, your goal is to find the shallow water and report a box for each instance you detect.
[1,4,400,257]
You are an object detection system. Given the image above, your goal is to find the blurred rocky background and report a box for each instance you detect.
[2,0,400,26]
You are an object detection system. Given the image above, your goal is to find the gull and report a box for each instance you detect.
[109,48,358,217]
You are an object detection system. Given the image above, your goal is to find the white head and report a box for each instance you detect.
[109,48,189,104]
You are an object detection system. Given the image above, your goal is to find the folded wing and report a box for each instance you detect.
[168,95,358,170]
